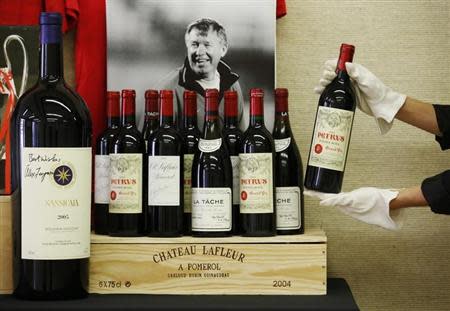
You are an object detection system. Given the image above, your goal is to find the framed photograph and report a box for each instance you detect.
[107,0,276,130]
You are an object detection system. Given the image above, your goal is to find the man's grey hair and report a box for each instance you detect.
[185,18,228,47]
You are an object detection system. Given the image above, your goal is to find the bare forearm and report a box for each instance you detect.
[389,186,428,209]
[395,97,441,135]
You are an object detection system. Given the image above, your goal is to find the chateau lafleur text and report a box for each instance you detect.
[153,245,245,263]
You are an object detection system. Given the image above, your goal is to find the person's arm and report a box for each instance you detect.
[395,97,441,136]
[389,186,428,209]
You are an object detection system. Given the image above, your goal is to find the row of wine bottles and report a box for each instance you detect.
[94,87,304,237]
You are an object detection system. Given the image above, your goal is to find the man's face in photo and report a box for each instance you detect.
[185,27,227,80]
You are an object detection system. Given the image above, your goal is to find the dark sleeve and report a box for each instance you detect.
[433,104,450,150]
[421,170,450,214]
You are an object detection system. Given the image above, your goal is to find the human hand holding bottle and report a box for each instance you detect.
[314,60,407,134]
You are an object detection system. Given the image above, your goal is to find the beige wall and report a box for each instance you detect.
[63,1,449,310]
[276,1,450,310]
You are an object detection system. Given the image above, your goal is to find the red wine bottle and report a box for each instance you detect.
[142,89,159,143]
[109,89,145,236]
[191,89,233,237]
[222,90,243,235]
[304,44,356,193]
[273,88,304,234]
[94,91,120,235]
[146,90,183,237]
[239,89,276,236]
[180,90,201,234]
[10,13,92,299]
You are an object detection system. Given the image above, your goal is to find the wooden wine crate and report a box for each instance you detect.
[0,192,14,294]
[89,230,327,295]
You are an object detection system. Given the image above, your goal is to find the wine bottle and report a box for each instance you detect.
[304,44,356,193]
[239,88,276,236]
[109,89,145,236]
[191,89,233,237]
[179,90,201,234]
[142,89,159,144]
[10,12,92,300]
[94,91,120,235]
[273,88,304,234]
[146,90,183,237]
[222,90,243,235]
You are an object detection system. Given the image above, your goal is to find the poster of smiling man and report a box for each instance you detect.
[106,0,276,131]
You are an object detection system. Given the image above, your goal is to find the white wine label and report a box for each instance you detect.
[239,153,274,214]
[308,106,354,171]
[230,156,240,205]
[275,137,291,152]
[184,154,194,213]
[148,155,180,206]
[191,188,232,232]
[198,138,222,153]
[21,147,91,260]
[94,155,110,204]
[109,153,143,214]
[276,187,301,230]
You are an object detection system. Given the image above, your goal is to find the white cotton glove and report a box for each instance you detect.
[314,59,407,134]
[304,187,405,230]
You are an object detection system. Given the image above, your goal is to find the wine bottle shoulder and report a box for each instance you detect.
[13,82,91,125]
[319,77,356,111]
[148,127,183,156]
[241,125,275,153]
[112,126,144,153]
[96,127,121,154]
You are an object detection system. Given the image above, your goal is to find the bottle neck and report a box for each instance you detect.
[122,114,136,127]
[160,114,174,128]
[39,42,64,82]
[336,69,350,81]
[203,113,221,139]
[107,116,120,128]
[183,114,197,129]
[274,111,291,130]
[250,96,265,127]
[224,115,238,128]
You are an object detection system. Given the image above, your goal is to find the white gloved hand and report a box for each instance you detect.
[304,187,405,230]
[314,59,407,134]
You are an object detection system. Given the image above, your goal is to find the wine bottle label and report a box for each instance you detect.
[184,154,194,213]
[198,138,222,153]
[21,147,91,260]
[109,153,143,214]
[239,153,274,214]
[276,186,301,230]
[308,106,354,171]
[275,137,291,152]
[191,188,232,232]
[148,155,180,206]
[230,155,240,205]
[94,155,110,204]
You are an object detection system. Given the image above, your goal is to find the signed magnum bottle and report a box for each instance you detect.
[304,44,356,193]
[146,90,183,237]
[273,88,304,234]
[222,90,242,235]
[109,89,145,236]
[94,91,120,235]
[10,12,92,299]
[239,89,276,236]
[191,89,233,236]
[180,91,201,234]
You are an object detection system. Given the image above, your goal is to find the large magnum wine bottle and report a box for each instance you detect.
[273,88,304,234]
[180,90,201,234]
[10,13,92,299]
[147,90,183,237]
[142,89,159,143]
[191,89,233,237]
[94,91,120,235]
[304,44,356,193]
[239,89,276,236]
[109,89,145,236]
[222,90,242,235]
